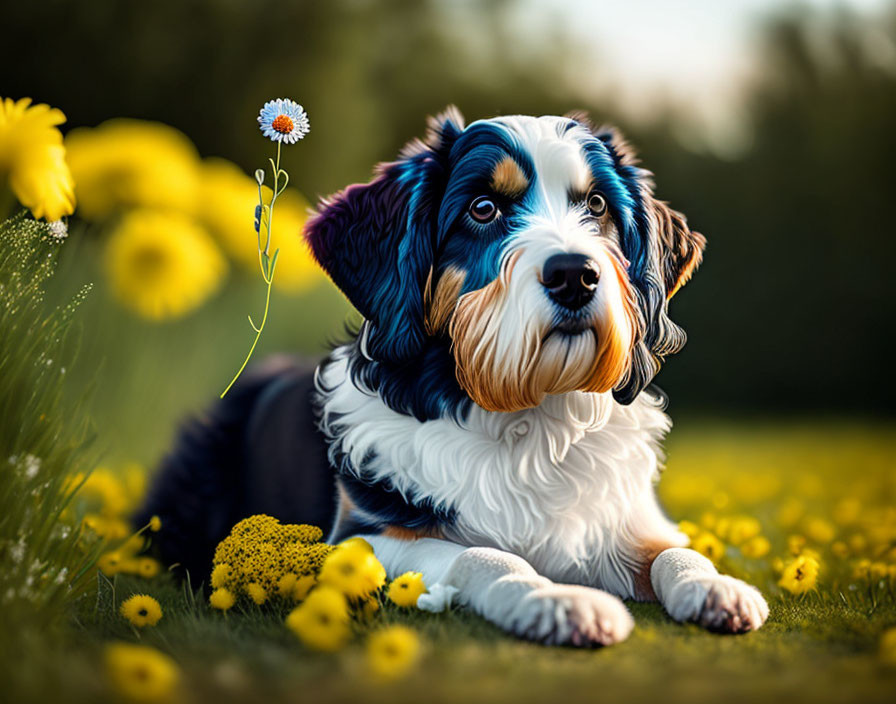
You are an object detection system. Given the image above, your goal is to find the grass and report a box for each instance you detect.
[45,421,896,704]
[2,215,895,704]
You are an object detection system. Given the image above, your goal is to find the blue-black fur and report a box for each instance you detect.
[133,357,337,582]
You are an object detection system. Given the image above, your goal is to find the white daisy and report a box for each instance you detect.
[257,98,310,144]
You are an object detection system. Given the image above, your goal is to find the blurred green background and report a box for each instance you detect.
[3,0,895,465]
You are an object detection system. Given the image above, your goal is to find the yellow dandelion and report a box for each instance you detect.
[77,469,130,517]
[210,588,236,611]
[691,532,725,564]
[292,574,317,602]
[210,563,232,589]
[778,555,819,594]
[870,562,889,580]
[105,209,226,320]
[726,517,761,546]
[881,627,896,666]
[831,541,850,559]
[120,595,163,627]
[804,517,836,544]
[361,595,381,620]
[285,586,350,652]
[98,551,124,576]
[247,582,268,605]
[740,535,771,559]
[366,626,422,681]
[854,559,872,580]
[318,542,386,599]
[137,558,162,579]
[787,534,807,556]
[678,520,700,539]
[387,572,427,608]
[104,642,180,703]
[339,536,375,553]
[149,515,162,533]
[0,97,75,220]
[65,119,198,219]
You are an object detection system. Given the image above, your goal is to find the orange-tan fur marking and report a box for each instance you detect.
[424,266,466,335]
[490,156,529,198]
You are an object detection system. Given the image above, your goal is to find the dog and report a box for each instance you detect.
[137,108,769,646]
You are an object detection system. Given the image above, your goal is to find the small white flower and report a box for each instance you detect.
[23,454,41,480]
[258,98,310,144]
[47,220,68,240]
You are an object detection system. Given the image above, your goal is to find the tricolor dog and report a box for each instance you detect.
[139,108,768,646]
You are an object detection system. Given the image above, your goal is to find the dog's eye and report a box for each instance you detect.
[469,196,499,224]
[587,191,608,217]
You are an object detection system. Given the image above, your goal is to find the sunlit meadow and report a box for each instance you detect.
[1,93,895,704]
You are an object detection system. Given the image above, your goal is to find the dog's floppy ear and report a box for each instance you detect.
[305,107,465,362]
[583,124,706,404]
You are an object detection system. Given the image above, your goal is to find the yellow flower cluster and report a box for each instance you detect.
[209,515,334,609]
[63,119,322,321]
[0,97,76,221]
[70,465,163,579]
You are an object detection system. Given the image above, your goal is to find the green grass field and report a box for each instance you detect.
[6,422,890,704]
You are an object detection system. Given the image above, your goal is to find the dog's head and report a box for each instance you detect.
[305,108,705,412]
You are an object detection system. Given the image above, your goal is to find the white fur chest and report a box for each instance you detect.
[317,348,681,597]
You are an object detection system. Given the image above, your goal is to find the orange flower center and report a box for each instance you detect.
[271,114,294,134]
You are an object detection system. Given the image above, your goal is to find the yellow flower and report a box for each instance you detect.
[804,517,836,544]
[318,542,387,599]
[98,551,124,576]
[76,469,130,517]
[149,515,162,533]
[387,572,427,608]
[778,555,819,594]
[120,595,163,627]
[292,574,317,602]
[65,119,198,219]
[726,517,761,546]
[0,97,75,220]
[691,532,725,564]
[285,586,350,652]
[105,209,226,320]
[247,582,268,605]
[361,595,381,620]
[210,588,236,611]
[104,642,180,703]
[137,558,162,579]
[740,535,771,559]
[677,520,699,539]
[210,563,232,590]
[831,541,850,559]
[366,626,421,681]
[339,536,375,553]
[881,627,896,666]
[787,534,807,556]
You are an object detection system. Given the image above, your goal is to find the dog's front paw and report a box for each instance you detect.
[665,574,769,634]
[506,584,634,647]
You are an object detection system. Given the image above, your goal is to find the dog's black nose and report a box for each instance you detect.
[541,254,600,310]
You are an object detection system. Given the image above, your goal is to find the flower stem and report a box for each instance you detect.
[220,272,274,399]
[222,141,283,398]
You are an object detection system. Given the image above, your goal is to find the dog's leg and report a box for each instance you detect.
[364,534,634,647]
[650,548,769,633]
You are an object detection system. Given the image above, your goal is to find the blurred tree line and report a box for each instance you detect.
[3,0,894,414]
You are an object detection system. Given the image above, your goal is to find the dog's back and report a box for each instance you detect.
[134,357,337,581]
